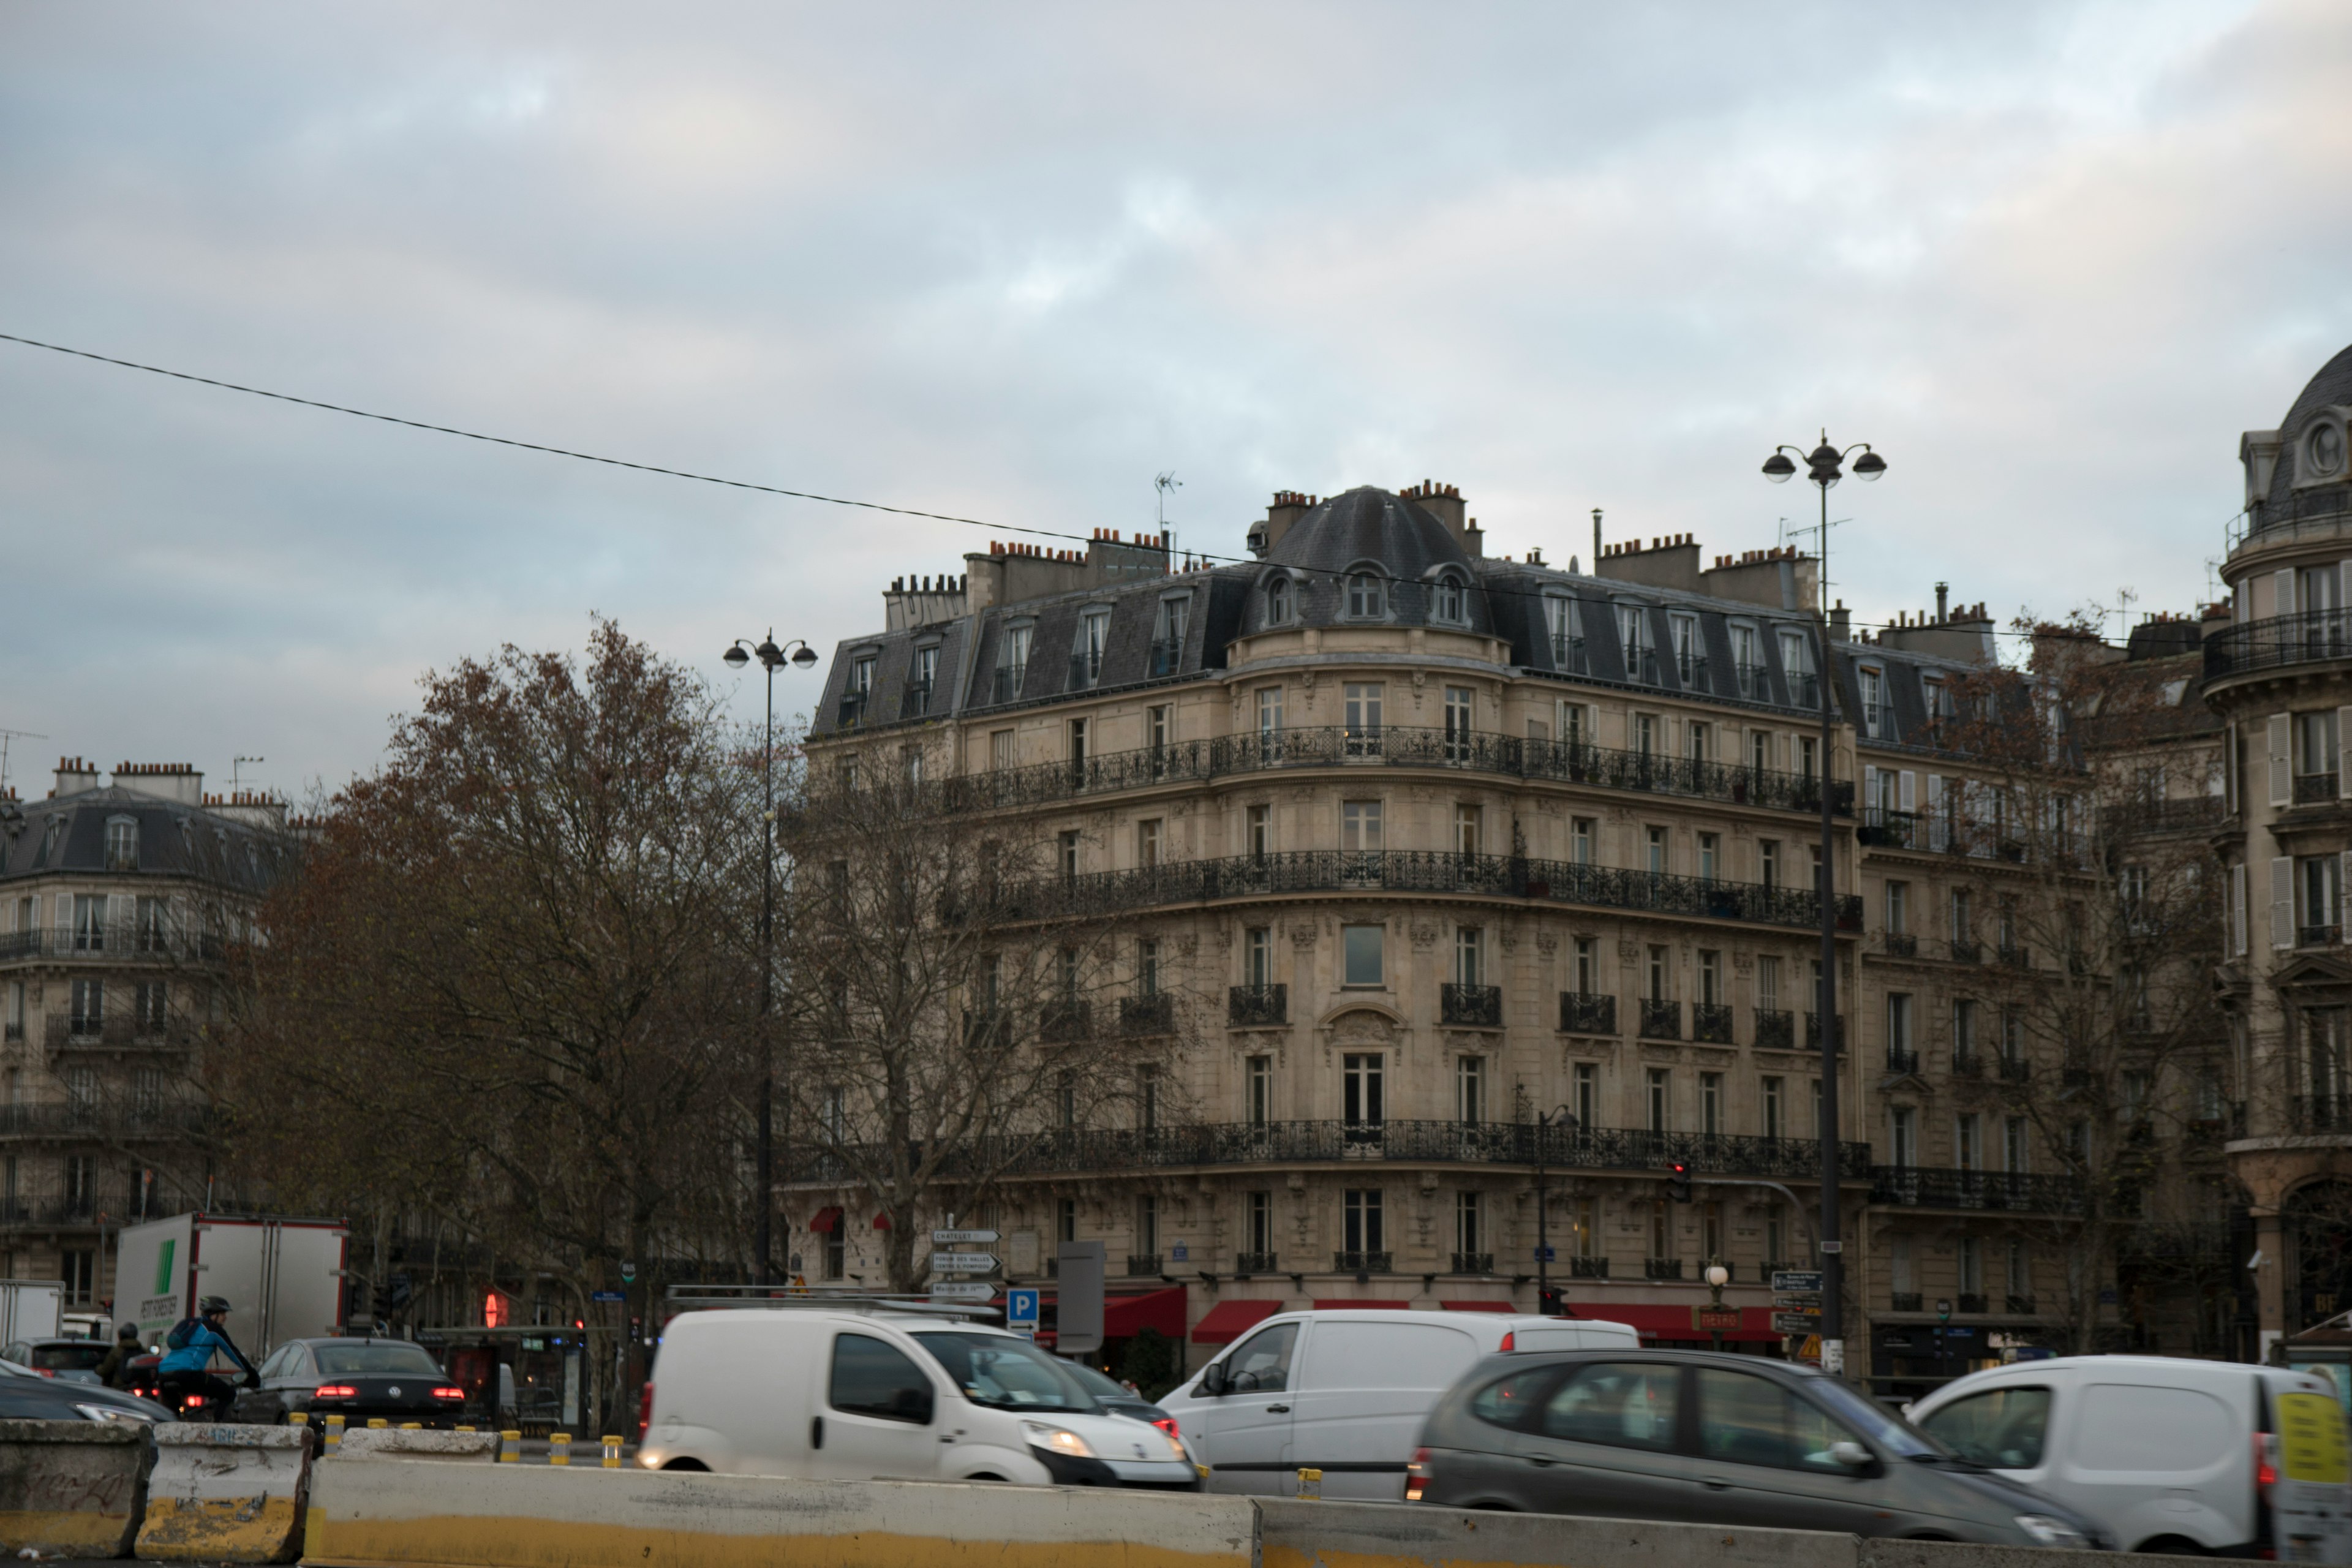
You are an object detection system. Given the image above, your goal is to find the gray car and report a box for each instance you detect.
[1411,1350,2106,1548]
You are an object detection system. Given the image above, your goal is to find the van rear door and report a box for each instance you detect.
[2055,1380,2241,1551]
[1288,1318,1482,1501]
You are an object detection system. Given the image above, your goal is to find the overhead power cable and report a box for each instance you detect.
[0,329,2217,646]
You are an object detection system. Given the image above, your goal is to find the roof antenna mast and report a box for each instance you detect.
[0,728,45,796]
[1592,508,1603,571]
[1156,471,1183,568]
[232,755,265,796]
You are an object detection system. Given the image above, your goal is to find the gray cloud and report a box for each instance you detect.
[1,0,2345,797]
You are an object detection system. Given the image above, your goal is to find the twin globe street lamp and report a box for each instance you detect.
[723,632,821,1286]
[1760,434,1884,1379]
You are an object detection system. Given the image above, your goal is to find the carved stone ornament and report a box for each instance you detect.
[1330,1010,1397,1045]
[1618,939,1640,962]
[1290,923,1319,949]
[1410,921,1439,950]
[1536,929,1559,957]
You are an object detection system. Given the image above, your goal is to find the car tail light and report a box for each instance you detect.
[1152,1417,1180,1440]
[315,1384,358,1399]
[2256,1431,2279,1498]
[638,1381,655,1440]
[431,1386,465,1401]
[1405,1446,1433,1503]
[1499,1331,1515,1352]
[34,1368,56,1378]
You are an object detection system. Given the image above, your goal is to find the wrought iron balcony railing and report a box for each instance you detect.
[1885,1049,1921,1076]
[837,691,869,728]
[1039,1000,1091,1042]
[1549,634,1588,674]
[1998,1055,2031,1082]
[1805,1013,1845,1050]
[1882,932,1918,958]
[1948,938,1981,963]
[967,851,1863,935]
[1693,1003,1733,1044]
[1119,993,1175,1036]
[929,725,1853,818]
[1335,1251,1392,1273]
[1233,1251,1278,1275]
[1951,1049,1980,1077]
[1069,647,1104,690]
[1449,1252,1494,1275]
[1441,983,1502,1027]
[0,928,225,965]
[1869,1166,2084,1214]
[782,1118,1874,1184]
[2294,1095,2352,1133]
[2206,608,2352,682]
[1559,991,1616,1035]
[1645,1258,1684,1280]
[1640,1000,1681,1039]
[1754,1009,1794,1050]
[1125,1254,1162,1276]
[1148,639,1183,678]
[992,665,1027,704]
[2105,795,2225,836]
[1227,984,1287,1027]
[2302,925,2343,948]
[1955,1292,1988,1314]
[1567,1255,1610,1279]
[2005,1294,2038,1314]
[1735,661,1769,699]
[0,1100,209,1139]
[2296,772,2342,805]
[1891,1292,1923,1312]
[900,682,935,720]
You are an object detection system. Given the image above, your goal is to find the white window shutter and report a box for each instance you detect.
[1899,770,1917,812]
[2271,714,2293,807]
[1863,764,1879,816]
[2231,864,2248,956]
[2273,856,2295,950]
[2277,567,2297,619]
[2339,709,2352,797]
[1927,775,1947,851]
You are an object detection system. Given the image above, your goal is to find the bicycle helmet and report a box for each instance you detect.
[197,1295,232,1315]
[116,1322,139,1340]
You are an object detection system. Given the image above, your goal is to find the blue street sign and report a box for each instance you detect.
[1007,1288,1041,1328]
[591,1290,625,1302]
[1532,1246,1556,1262]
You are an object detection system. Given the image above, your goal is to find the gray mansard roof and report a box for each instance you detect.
[810,486,1985,744]
[0,786,284,891]
[2265,342,2352,521]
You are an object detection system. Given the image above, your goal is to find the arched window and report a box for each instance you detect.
[1266,577,1292,624]
[1434,573,1466,624]
[2309,421,2346,480]
[1347,572,1384,619]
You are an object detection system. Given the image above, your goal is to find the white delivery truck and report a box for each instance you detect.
[0,1280,66,1345]
[113,1213,349,1362]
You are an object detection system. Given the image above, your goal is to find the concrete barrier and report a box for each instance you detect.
[333,1427,498,1461]
[136,1423,311,1564]
[0,1419,151,1558]
[303,1455,1260,1568]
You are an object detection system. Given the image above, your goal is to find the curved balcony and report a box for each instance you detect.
[2206,609,2352,684]
[972,851,1864,935]
[930,725,1853,820]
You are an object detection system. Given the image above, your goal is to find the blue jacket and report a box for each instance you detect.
[159,1320,255,1379]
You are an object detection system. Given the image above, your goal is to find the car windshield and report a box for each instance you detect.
[29,1344,109,1373]
[312,1344,444,1376]
[1061,1360,1135,1400]
[1809,1378,1943,1458]
[912,1332,1098,1414]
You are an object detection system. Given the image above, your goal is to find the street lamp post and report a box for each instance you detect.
[1532,1105,1577,1314]
[1762,432,1885,1381]
[1706,1260,1731,1353]
[723,631,820,1286]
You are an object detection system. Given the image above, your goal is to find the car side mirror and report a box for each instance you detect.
[1199,1363,1226,1397]
[1831,1441,1873,1469]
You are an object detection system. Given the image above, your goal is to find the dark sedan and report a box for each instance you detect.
[229,1338,467,1428]
[1064,1360,1180,1433]
[0,1359,175,1423]
[1410,1349,2106,1549]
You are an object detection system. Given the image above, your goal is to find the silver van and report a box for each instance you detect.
[1411,1348,2105,1547]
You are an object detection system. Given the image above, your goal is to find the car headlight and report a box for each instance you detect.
[1158,1427,1189,1461]
[75,1403,157,1425]
[1023,1422,1095,1458]
[2014,1514,2089,1549]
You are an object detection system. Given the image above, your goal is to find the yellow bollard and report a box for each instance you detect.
[549,1432,572,1466]
[288,1412,308,1427]
[499,1430,521,1463]
[399,1422,422,1430]
[601,1435,622,1468]
[368,1418,388,1429]
[457,1426,475,1434]
[1295,1466,1322,1500]
[324,1414,344,1452]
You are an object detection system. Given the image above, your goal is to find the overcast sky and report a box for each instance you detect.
[3,1,2347,800]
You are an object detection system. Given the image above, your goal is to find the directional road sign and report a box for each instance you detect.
[1006,1288,1041,1333]
[929,1252,1000,1274]
[929,1282,995,1302]
[1775,1312,1823,1335]
[932,1229,1000,1246]
[1773,1294,1823,1311]
[1770,1270,1823,1294]
[591,1290,625,1303]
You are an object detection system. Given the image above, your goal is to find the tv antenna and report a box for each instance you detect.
[0,728,47,797]
[1156,471,1182,565]
[232,756,265,796]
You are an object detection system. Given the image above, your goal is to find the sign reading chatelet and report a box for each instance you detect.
[929,1252,1000,1274]
[932,1229,999,1246]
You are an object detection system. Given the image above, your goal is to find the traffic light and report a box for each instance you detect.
[1537,1286,1564,1317]
[1668,1162,1693,1203]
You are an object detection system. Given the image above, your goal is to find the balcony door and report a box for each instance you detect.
[1343,1054,1384,1147]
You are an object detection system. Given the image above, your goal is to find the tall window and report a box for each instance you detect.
[1343,1054,1384,1127]
[1347,572,1384,618]
[1076,609,1110,684]
[1574,1061,1596,1129]
[2005,1115,2029,1173]
[1954,999,1978,1060]
[1246,804,1272,859]
[1687,719,1711,765]
[72,895,107,953]
[1343,1189,1384,1256]
[1455,804,1480,856]
[135,981,167,1033]
[1955,1112,1980,1171]
[1136,819,1163,868]
[1454,1191,1482,1260]
[1434,573,1467,624]
[1574,935,1599,993]
[1757,956,1780,1012]
[1888,993,1914,1060]
[989,729,1015,771]
[1342,801,1383,851]
[1645,826,1667,875]
[1245,927,1272,988]
[1700,1071,1722,1136]
[1343,682,1384,751]
[1265,576,1291,624]
[1545,596,1578,665]
[1890,1107,1917,1168]
[1247,1055,1273,1127]
[1759,839,1781,890]
[1763,1076,1784,1140]
[1058,1198,1077,1243]
[1633,712,1657,758]
[1443,687,1474,758]
[1571,817,1596,865]
[1255,685,1283,745]
[1887,880,1909,935]
[1154,595,1189,655]
[1749,728,1773,775]
[1137,1069,1159,1133]
[1698,950,1721,1006]
[1646,944,1669,1003]
[1618,605,1654,681]
[105,818,138,872]
[1859,666,1885,736]
[1455,926,1484,988]
[1456,1055,1485,1124]
[1958,1235,1982,1297]
[1136,938,1160,996]
[999,624,1032,690]
[1343,924,1384,986]
[1246,1191,1273,1259]
[1647,1068,1670,1134]
[69,979,103,1035]
[1147,704,1171,756]
[1058,830,1080,878]
[1697,832,1719,883]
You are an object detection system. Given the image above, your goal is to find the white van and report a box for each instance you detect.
[1160,1310,1638,1500]
[1910,1355,2352,1559]
[638,1306,1199,1488]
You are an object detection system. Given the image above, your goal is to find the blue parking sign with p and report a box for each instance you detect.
[1008,1288,1041,1336]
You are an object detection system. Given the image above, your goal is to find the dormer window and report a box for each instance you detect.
[1346,571,1384,619]
[1265,576,1292,625]
[1071,609,1110,688]
[1433,573,1467,625]
[1616,605,1657,685]
[2307,421,2346,481]
[995,622,1033,703]
[1860,666,1888,739]
[105,817,138,872]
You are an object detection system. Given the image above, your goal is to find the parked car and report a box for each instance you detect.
[1061,1359,1177,1433]
[1410,1348,2106,1548]
[227,1338,468,1428]
[1910,1355,2352,1559]
[1,1336,111,1384]
[0,1356,175,1422]
[1161,1310,1639,1499]
[639,1306,1199,1488]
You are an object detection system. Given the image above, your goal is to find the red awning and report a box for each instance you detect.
[806,1207,843,1234]
[1440,1300,1516,1313]
[1574,1303,1784,1344]
[1102,1286,1186,1341]
[872,1212,891,1229]
[1191,1300,1283,1344]
[1311,1298,1415,1311]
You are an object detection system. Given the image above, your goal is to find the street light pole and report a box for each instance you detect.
[725,631,820,1286]
[1762,434,1885,1381]
[1533,1105,1575,1314]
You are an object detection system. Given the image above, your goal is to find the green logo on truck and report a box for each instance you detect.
[155,1238,175,1297]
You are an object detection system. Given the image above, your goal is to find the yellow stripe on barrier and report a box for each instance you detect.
[0,1509,143,1558]
[137,1494,302,1561]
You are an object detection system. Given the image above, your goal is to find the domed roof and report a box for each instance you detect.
[1265,486,1472,576]
[2268,342,2352,512]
